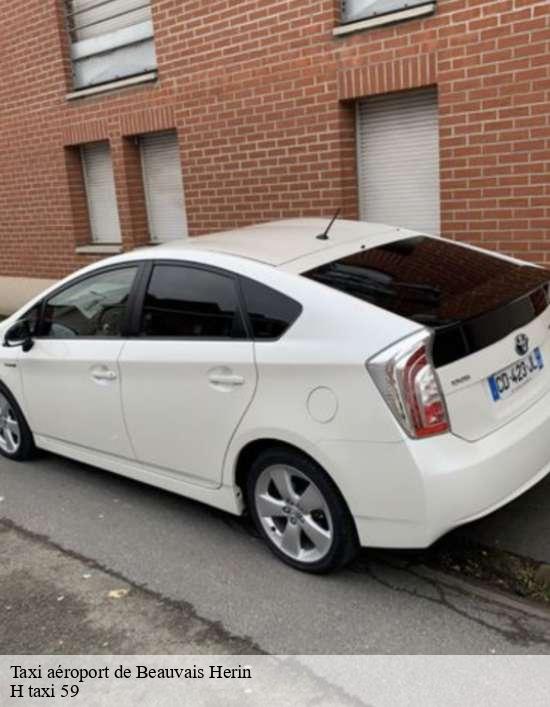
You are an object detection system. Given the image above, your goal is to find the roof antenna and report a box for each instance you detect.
[316,209,340,240]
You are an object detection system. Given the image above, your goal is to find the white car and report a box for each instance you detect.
[2,218,550,573]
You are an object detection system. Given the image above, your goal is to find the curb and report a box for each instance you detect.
[415,564,550,622]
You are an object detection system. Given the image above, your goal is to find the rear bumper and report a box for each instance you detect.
[319,388,550,549]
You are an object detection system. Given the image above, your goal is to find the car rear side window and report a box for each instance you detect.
[141,265,246,339]
[240,277,302,340]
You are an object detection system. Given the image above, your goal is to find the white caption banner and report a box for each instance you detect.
[1,655,549,706]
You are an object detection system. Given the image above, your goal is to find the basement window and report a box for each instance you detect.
[336,1,436,35]
[64,0,157,91]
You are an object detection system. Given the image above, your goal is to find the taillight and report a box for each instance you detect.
[367,331,449,439]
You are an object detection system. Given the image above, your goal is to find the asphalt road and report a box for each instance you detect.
[0,523,259,655]
[1,452,550,655]
[463,473,550,564]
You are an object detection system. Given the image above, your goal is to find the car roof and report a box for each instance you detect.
[148,218,416,271]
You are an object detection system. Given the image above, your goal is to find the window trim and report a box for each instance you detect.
[132,260,252,342]
[34,262,145,341]
[66,71,157,101]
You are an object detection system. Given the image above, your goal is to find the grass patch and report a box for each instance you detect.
[426,536,550,605]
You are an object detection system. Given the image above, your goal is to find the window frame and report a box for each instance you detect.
[33,262,145,341]
[131,260,253,342]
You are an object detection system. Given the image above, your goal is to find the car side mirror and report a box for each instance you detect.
[3,320,34,352]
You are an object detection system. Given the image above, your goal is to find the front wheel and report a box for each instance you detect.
[0,385,35,461]
[247,448,359,573]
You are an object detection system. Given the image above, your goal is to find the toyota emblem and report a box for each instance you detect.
[515,333,529,357]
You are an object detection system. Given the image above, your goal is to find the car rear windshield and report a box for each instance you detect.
[305,236,550,366]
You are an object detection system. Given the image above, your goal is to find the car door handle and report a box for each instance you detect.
[91,369,117,382]
[208,373,245,387]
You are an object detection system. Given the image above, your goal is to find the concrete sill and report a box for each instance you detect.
[75,244,123,255]
[66,72,158,101]
[333,4,435,36]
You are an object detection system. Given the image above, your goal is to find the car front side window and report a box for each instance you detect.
[41,267,138,339]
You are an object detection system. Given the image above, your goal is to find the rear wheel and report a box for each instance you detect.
[247,447,358,573]
[0,386,35,461]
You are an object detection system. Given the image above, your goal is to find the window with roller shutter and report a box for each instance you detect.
[80,142,122,244]
[356,88,441,236]
[140,132,188,243]
[64,0,157,90]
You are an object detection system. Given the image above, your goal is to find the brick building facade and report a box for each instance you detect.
[0,1,548,313]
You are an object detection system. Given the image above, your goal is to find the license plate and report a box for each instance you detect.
[488,348,544,402]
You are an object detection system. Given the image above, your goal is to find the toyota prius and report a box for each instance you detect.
[1,218,550,572]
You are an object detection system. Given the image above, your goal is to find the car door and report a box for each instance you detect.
[18,265,139,458]
[119,262,257,486]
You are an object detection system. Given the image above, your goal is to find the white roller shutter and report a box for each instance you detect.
[69,0,152,42]
[357,88,440,235]
[67,1,156,89]
[140,131,188,242]
[81,142,122,244]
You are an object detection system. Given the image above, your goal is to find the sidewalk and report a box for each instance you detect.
[461,473,550,565]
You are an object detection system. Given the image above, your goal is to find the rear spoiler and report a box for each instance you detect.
[433,285,549,367]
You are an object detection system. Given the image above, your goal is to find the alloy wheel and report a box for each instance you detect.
[0,392,20,455]
[254,464,334,563]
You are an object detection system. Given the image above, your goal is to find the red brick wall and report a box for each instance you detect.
[0,0,548,280]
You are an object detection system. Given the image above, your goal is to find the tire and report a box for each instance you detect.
[0,383,35,461]
[247,447,359,573]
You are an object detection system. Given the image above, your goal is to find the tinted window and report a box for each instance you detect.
[305,237,550,367]
[241,277,302,340]
[42,267,137,338]
[305,237,550,327]
[141,265,245,339]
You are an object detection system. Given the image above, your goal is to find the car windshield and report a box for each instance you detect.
[304,236,550,327]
